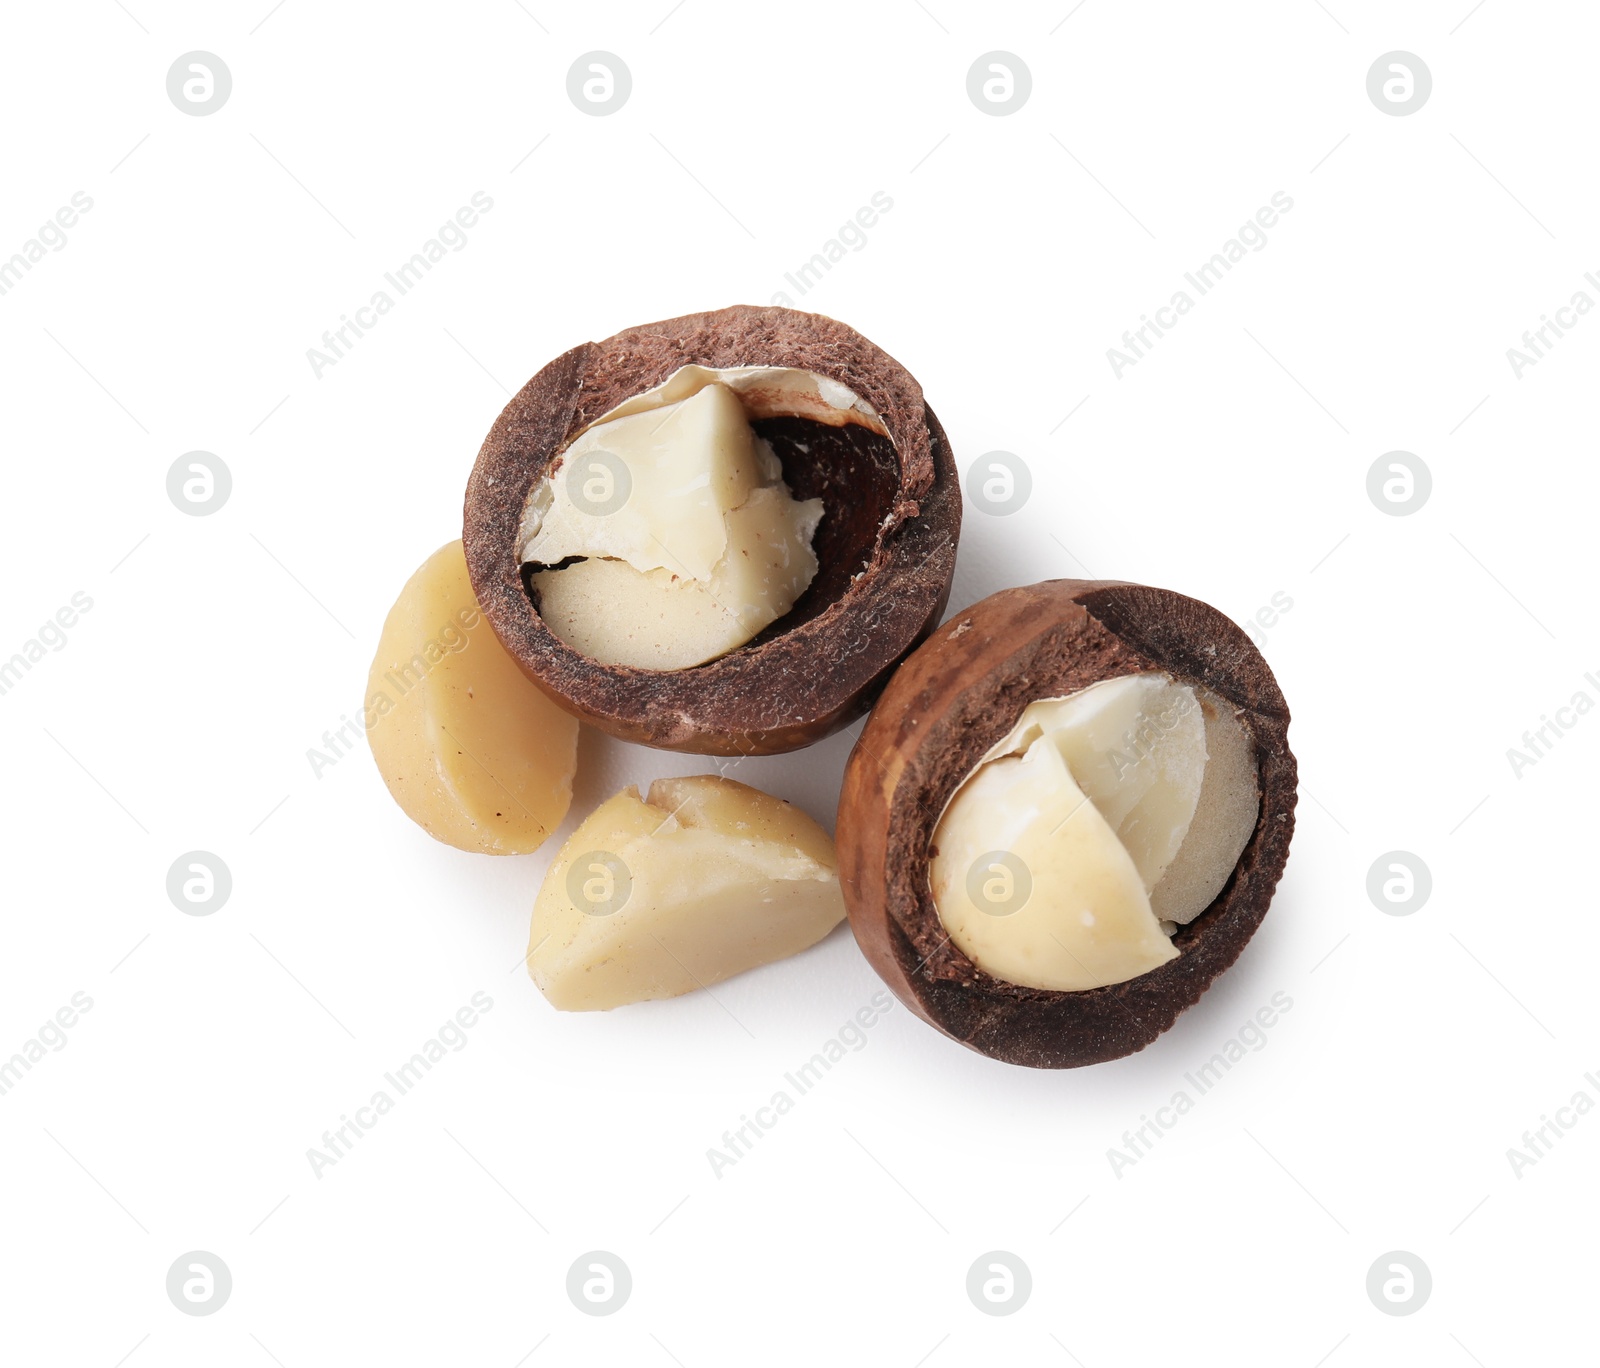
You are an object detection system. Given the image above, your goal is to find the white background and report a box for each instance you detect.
[1,1,1595,1364]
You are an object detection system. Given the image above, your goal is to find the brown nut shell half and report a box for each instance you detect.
[463,305,961,755]
[836,579,1297,1068]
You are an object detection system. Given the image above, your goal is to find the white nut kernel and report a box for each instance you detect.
[929,673,1259,991]
[527,775,845,1010]
[366,541,578,855]
[520,377,828,670]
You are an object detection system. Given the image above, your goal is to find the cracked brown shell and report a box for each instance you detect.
[463,305,961,755]
[836,579,1297,1068]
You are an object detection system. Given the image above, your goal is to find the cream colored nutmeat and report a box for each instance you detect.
[519,382,762,579]
[529,484,822,670]
[366,540,578,855]
[930,739,1179,992]
[1150,691,1261,925]
[1012,675,1207,891]
[931,673,1259,991]
[527,775,845,1010]
[520,381,823,670]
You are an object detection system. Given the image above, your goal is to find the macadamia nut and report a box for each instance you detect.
[367,541,578,855]
[520,381,823,670]
[527,775,845,1010]
[929,673,1258,991]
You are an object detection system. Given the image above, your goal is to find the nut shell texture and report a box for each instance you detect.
[836,579,1297,1068]
[464,305,961,755]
